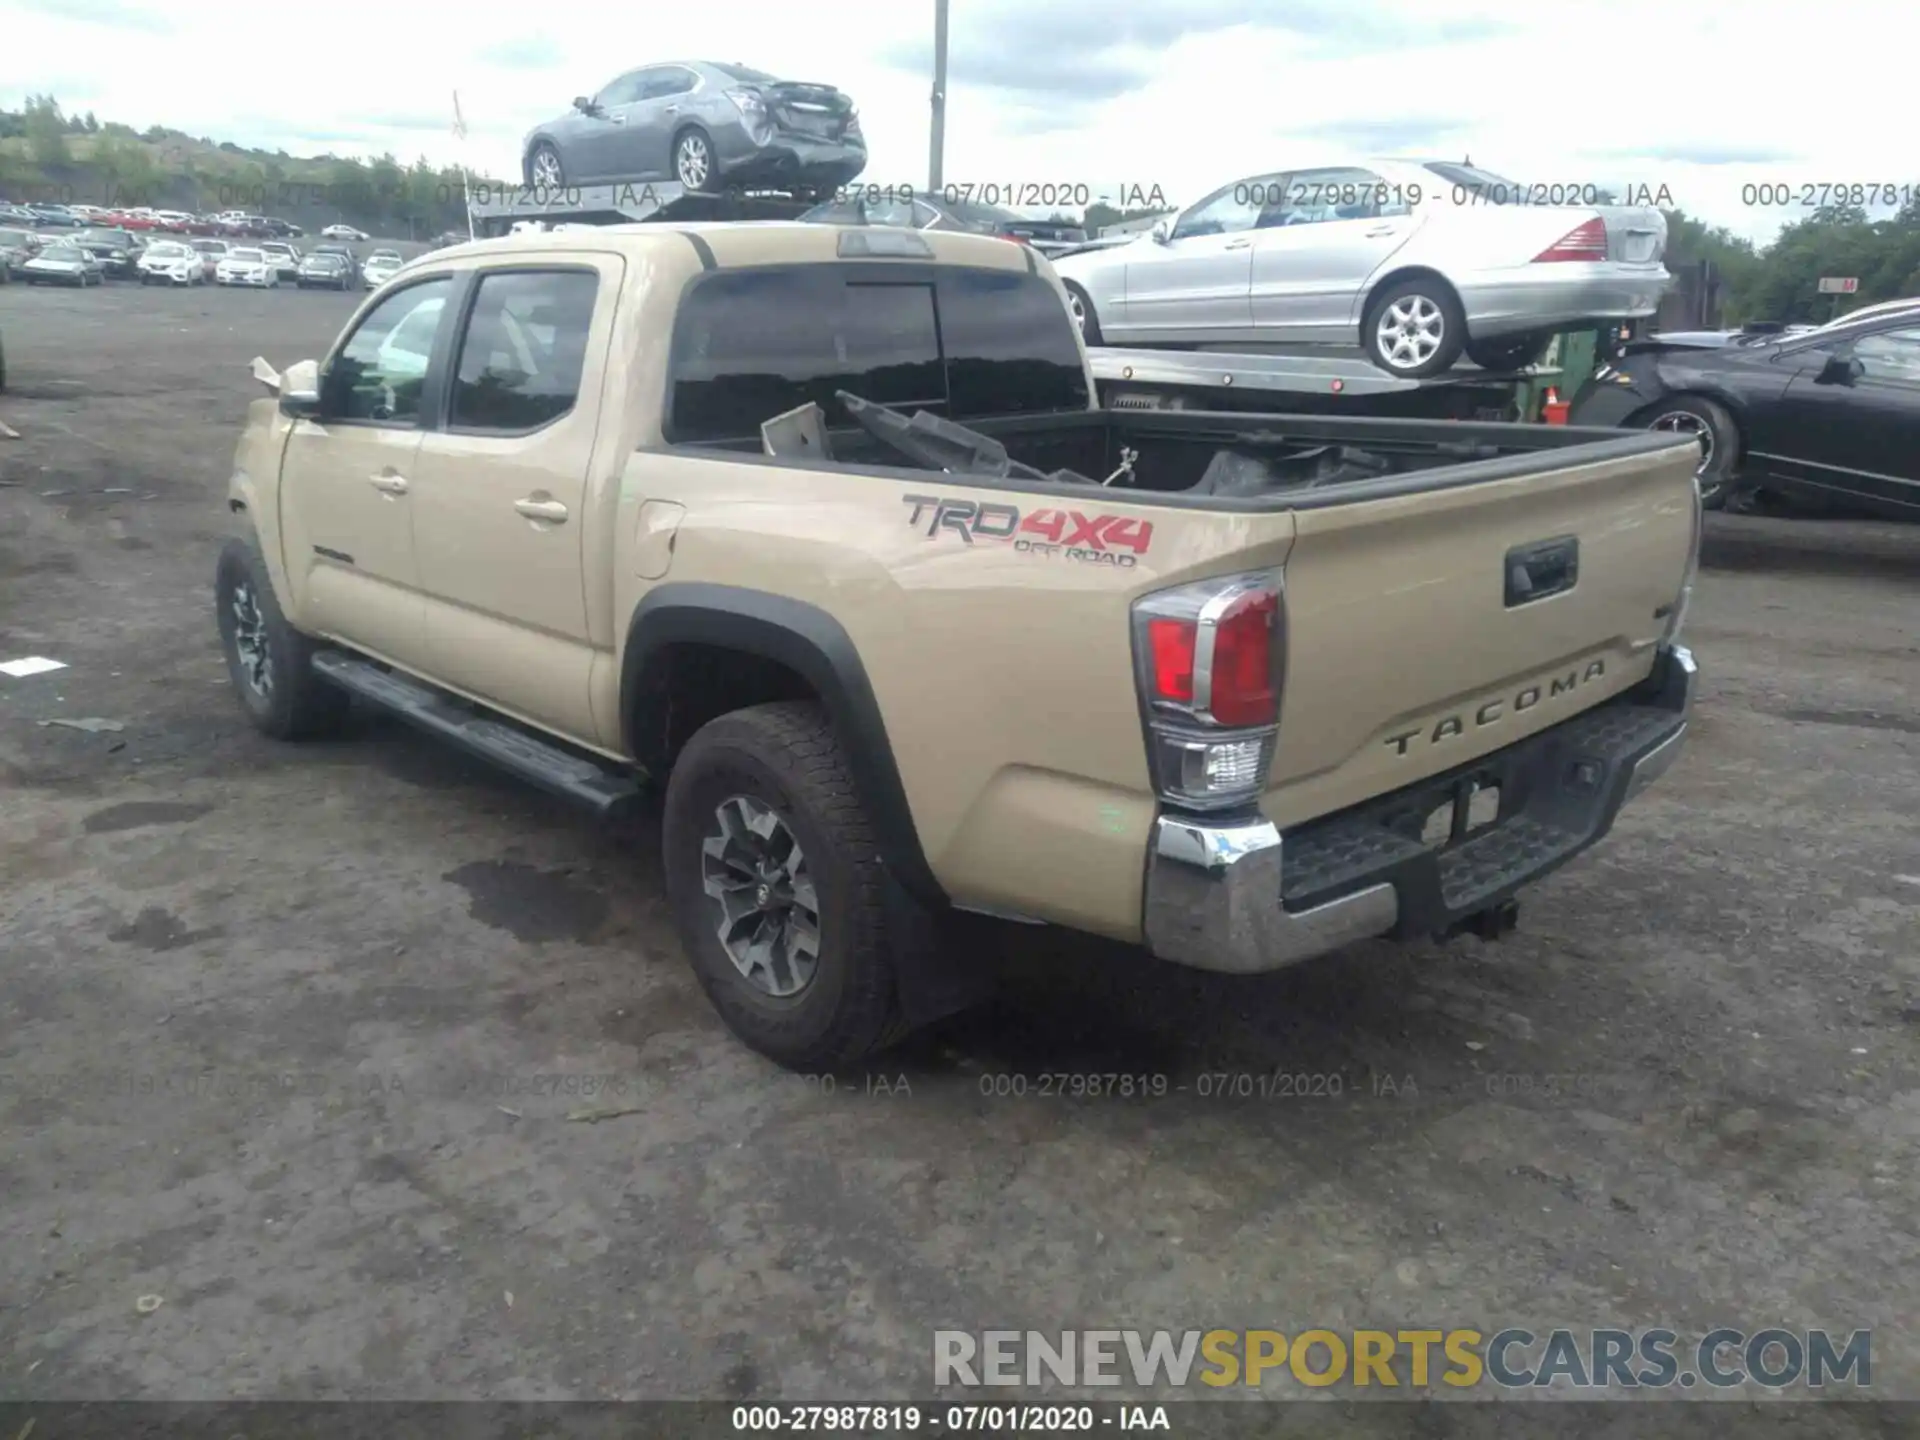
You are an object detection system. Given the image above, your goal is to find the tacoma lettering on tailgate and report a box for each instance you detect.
[902,494,1153,567]
[1384,659,1608,755]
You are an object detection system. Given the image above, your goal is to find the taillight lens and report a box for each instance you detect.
[1132,572,1284,811]
[1533,216,1607,262]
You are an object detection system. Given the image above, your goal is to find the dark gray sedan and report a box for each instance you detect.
[521,60,865,193]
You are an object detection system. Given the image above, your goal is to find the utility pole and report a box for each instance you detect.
[928,0,948,193]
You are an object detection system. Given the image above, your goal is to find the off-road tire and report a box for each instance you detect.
[214,538,351,741]
[662,701,904,1070]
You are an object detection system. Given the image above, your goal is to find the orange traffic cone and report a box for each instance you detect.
[1541,386,1570,424]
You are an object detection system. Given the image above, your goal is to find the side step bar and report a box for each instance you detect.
[311,651,642,820]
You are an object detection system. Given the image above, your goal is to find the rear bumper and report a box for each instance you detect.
[1144,644,1696,974]
[722,133,867,187]
[1458,263,1671,339]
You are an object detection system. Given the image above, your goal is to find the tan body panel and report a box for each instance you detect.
[231,222,1697,947]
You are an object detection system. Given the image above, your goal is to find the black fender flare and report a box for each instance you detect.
[620,583,947,910]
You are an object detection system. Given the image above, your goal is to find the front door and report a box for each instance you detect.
[1248,166,1422,340]
[406,259,617,742]
[276,275,457,667]
[1765,322,1920,516]
[1118,176,1273,339]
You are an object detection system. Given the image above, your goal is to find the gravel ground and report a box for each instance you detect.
[1,281,1916,1412]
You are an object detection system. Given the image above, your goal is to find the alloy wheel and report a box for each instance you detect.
[700,794,820,998]
[676,135,711,190]
[1375,295,1445,370]
[230,581,272,697]
[1648,409,1713,475]
[531,147,564,189]
[1067,290,1089,335]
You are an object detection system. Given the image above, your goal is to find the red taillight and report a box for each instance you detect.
[1533,216,1607,262]
[1148,618,1196,703]
[1209,590,1278,725]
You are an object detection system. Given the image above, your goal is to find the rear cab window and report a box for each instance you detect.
[664,264,1088,444]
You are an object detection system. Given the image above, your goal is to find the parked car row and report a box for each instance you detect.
[0,200,318,239]
[4,221,407,294]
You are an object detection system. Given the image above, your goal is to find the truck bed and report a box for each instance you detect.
[686,406,1692,510]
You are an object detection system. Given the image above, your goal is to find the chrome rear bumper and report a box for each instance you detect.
[1144,645,1696,975]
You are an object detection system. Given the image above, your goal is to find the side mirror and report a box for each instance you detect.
[572,95,598,115]
[1150,219,1172,245]
[278,358,322,418]
[1816,351,1862,385]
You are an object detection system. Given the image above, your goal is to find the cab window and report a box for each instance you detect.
[322,278,453,424]
[449,269,600,432]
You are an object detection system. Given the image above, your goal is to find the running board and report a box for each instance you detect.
[311,652,642,820]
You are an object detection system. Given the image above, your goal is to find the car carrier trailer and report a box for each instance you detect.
[463,182,1612,421]
[466,180,818,237]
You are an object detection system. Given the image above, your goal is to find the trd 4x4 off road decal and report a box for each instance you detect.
[902,495,1153,568]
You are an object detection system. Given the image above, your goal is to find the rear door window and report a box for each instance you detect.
[665,265,1088,443]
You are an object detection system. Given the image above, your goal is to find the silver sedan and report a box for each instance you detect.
[1054,157,1671,377]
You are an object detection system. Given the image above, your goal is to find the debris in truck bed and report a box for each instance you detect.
[1190,444,1395,497]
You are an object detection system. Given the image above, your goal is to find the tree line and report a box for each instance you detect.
[0,95,502,238]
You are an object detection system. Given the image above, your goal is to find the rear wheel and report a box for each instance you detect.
[214,539,351,741]
[1363,276,1466,378]
[1063,282,1104,346]
[1464,333,1550,371]
[1639,395,1739,509]
[673,127,716,191]
[662,701,907,1070]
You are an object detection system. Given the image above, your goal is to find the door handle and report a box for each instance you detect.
[609,114,627,124]
[368,472,409,496]
[1224,237,1252,250]
[1365,225,1400,238]
[515,497,570,524]
[664,105,680,114]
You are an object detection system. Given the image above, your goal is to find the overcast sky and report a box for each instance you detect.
[1,0,1905,241]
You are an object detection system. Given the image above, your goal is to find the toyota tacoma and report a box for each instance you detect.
[216,224,1702,1069]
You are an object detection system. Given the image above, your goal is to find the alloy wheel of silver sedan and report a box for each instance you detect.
[530,146,564,189]
[701,794,821,998]
[674,133,712,190]
[1375,295,1446,371]
[1066,289,1089,335]
[229,580,273,698]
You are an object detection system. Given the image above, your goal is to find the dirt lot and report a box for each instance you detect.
[2,281,1917,1408]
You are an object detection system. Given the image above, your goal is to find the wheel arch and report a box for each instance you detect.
[620,582,945,909]
[1356,265,1463,330]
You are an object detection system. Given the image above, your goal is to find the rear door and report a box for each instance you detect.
[624,65,701,179]
[276,276,456,667]
[1120,177,1269,337]
[1248,166,1421,337]
[577,69,653,180]
[405,258,618,741]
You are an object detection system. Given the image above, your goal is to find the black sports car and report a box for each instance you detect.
[1570,302,1920,518]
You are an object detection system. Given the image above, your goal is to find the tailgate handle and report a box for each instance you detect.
[1505,536,1579,607]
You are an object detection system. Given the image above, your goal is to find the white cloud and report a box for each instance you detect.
[0,0,1908,241]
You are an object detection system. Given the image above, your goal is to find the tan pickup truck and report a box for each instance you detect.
[218,223,1701,1069]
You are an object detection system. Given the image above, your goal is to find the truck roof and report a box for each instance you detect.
[420,222,1040,275]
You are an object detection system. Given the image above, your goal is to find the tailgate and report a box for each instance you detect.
[1264,438,1699,828]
